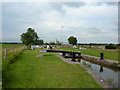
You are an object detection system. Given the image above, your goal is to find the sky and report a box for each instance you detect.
[1,1,118,43]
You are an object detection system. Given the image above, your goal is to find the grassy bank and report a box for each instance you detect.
[3,49,101,88]
[56,48,118,61]
[1,44,24,48]
[2,45,26,89]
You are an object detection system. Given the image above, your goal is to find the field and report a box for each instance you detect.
[56,48,119,61]
[3,49,101,88]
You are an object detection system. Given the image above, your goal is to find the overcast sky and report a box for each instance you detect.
[1,1,118,43]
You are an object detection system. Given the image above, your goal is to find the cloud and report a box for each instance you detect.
[2,2,118,43]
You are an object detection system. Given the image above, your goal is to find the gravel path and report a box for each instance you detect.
[56,54,112,88]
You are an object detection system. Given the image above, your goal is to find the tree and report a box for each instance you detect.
[49,42,56,45]
[20,28,39,46]
[105,45,116,49]
[44,43,49,45]
[35,40,44,45]
[68,36,77,46]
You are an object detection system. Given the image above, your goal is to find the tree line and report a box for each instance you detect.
[20,28,78,46]
[20,28,120,49]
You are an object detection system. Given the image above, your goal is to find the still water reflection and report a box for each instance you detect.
[80,59,119,88]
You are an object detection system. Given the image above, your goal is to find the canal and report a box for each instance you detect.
[79,59,119,88]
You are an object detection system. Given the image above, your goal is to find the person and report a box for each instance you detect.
[47,45,50,49]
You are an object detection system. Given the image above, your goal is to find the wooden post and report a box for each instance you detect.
[78,53,81,57]
[70,53,72,56]
[71,51,76,61]
[4,49,7,60]
[78,59,81,62]
[62,52,65,57]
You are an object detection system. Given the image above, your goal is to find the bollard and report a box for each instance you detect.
[100,52,104,60]
[4,49,7,60]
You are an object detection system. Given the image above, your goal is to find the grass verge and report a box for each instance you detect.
[3,49,102,88]
[1,44,24,48]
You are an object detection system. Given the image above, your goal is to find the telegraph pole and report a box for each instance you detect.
[61,26,64,48]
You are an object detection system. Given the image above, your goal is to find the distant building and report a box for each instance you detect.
[31,45,44,50]
[73,45,77,48]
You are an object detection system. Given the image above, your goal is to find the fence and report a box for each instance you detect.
[1,46,26,60]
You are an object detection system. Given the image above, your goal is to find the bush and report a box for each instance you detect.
[105,45,116,49]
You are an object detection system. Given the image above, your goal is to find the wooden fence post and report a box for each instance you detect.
[4,49,7,60]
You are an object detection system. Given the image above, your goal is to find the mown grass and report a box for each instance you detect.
[56,48,118,61]
[3,49,102,88]
[1,44,24,48]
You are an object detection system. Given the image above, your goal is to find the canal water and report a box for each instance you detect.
[79,59,119,88]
